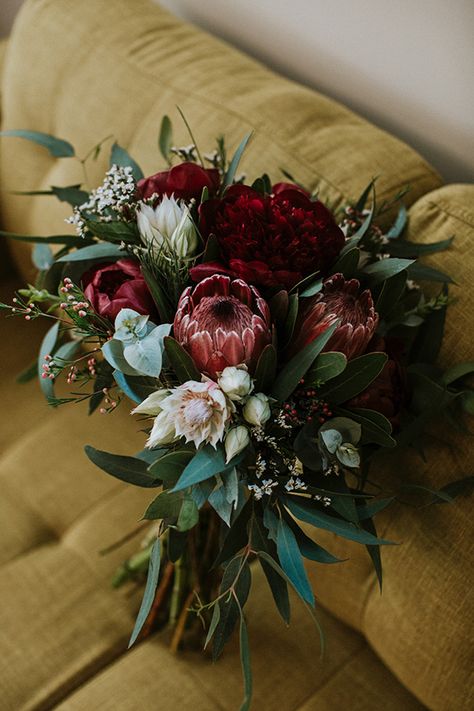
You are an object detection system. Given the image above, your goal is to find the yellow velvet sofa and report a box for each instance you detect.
[0,1,473,709]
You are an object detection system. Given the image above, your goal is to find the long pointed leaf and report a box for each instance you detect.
[128,537,161,646]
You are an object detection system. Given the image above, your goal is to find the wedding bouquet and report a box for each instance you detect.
[1,115,472,710]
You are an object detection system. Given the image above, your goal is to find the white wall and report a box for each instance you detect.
[157,0,474,184]
[1,0,473,182]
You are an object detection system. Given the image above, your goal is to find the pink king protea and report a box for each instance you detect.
[291,273,379,360]
[174,275,272,379]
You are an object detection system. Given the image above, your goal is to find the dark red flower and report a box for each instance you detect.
[192,184,345,289]
[347,338,406,427]
[83,259,156,321]
[137,162,220,202]
[173,274,272,379]
[290,273,379,360]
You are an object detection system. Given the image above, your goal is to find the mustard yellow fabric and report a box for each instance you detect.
[0,0,472,709]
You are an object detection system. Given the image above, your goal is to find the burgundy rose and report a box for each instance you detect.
[83,259,156,321]
[347,338,406,427]
[173,274,272,379]
[137,162,220,202]
[290,273,379,360]
[191,184,344,289]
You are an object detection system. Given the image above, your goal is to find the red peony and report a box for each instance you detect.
[83,259,156,321]
[290,273,379,360]
[137,162,220,202]
[173,274,272,379]
[190,184,345,289]
[347,337,406,427]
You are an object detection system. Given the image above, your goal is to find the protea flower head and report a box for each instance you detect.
[174,274,272,379]
[291,273,379,360]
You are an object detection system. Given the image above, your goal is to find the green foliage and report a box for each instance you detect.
[387,236,454,258]
[164,336,201,382]
[172,444,242,492]
[84,445,162,487]
[110,142,144,181]
[56,242,124,263]
[224,132,252,188]
[158,115,173,166]
[38,321,59,401]
[363,258,414,284]
[318,352,387,404]
[306,351,347,385]
[249,515,290,623]
[254,344,278,393]
[274,514,315,606]
[332,247,360,277]
[128,537,161,647]
[271,322,339,401]
[212,556,252,660]
[0,129,75,157]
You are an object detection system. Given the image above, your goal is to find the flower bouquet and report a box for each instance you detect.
[1,115,472,709]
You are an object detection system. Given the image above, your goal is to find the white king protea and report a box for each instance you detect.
[133,380,231,449]
[136,195,198,258]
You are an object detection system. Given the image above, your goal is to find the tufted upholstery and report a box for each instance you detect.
[0,1,472,709]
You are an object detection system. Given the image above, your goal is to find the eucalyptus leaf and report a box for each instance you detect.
[84,445,162,487]
[213,557,251,660]
[254,344,277,393]
[363,258,414,284]
[0,230,87,246]
[32,243,54,271]
[57,242,125,263]
[128,537,161,647]
[407,263,454,284]
[224,132,252,188]
[249,515,290,623]
[0,129,75,157]
[276,515,315,606]
[158,115,173,165]
[306,351,347,385]
[386,205,407,239]
[283,495,395,545]
[318,352,387,404]
[332,247,360,276]
[177,497,199,531]
[238,613,253,711]
[123,323,171,377]
[102,340,141,376]
[143,490,183,520]
[300,278,323,298]
[271,322,339,401]
[148,449,194,482]
[38,321,59,401]
[172,444,242,492]
[164,336,201,382]
[387,236,454,258]
[110,142,144,181]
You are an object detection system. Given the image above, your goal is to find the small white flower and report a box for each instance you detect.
[136,195,198,258]
[243,393,271,426]
[136,379,231,450]
[218,366,253,402]
[224,425,250,463]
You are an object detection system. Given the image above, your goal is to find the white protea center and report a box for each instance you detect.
[134,380,231,449]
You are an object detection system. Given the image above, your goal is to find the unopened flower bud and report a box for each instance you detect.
[218,366,253,401]
[224,425,250,463]
[243,393,271,426]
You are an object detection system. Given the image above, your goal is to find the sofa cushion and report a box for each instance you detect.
[0,0,441,280]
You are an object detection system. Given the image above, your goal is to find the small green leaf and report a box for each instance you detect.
[254,344,277,393]
[282,293,299,346]
[158,115,173,166]
[57,242,124,263]
[110,142,144,181]
[306,351,347,385]
[224,132,252,188]
[84,445,162,487]
[102,340,141,377]
[177,497,199,531]
[340,407,396,448]
[128,537,161,647]
[38,321,59,401]
[363,258,414,284]
[300,278,323,298]
[204,603,221,649]
[271,322,339,401]
[83,218,139,244]
[375,270,406,319]
[0,129,75,157]
[164,336,201,383]
[318,352,387,405]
